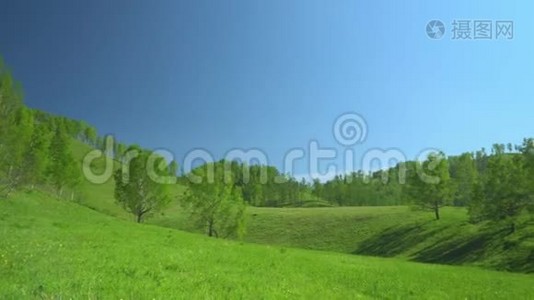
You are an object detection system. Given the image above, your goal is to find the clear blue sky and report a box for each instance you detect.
[0,1,532,179]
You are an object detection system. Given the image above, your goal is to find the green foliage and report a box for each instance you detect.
[114,147,172,222]
[116,143,126,162]
[182,161,246,238]
[22,119,51,188]
[229,162,314,207]
[168,160,178,177]
[47,124,78,197]
[0,58,88,198]
[449,152,478,206]
[316,169,405,206]
[521,138,534,212]
[407,152,452,220]
[0,61,23,196]
[180,161,323,208]
[0,107,34,195]
[83,125,97,146]
[468,144,531,232]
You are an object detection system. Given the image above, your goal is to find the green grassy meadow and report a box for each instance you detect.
[2,191,534,299]
[71,138,534,273]
[1,2,533,298]
[69,140,534,274]
[0,139,520,298]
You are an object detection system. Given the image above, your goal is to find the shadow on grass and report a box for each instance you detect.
[411,229,498,265]
[354,221,534,273]
[353,221,445,257]
[411,225,534,270]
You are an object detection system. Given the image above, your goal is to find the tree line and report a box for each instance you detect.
[0,59,85,198]
[180,161,323,207]
[312,145,534,231]
[0,57,161,198]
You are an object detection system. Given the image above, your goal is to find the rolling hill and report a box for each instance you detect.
[2,191,534,298]
[71,139,534,274]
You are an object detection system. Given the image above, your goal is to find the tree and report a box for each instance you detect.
[114,147,171,223]
[47,124,77,197]
[23,118,51,189]
[450,152,478,206]
[168,160,178,177]
[0,60,26,197]
[96,136,104,150]
[83,126,97,146]
[65,154,82,200]
[0,107,33,196]
[521,138,534,213]
[182,161,246,238]
[408,152,452,220]
[467,180,486,223]
[116,143,126,162]
[478,144,529,233]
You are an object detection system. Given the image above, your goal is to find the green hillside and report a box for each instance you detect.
[1,4,533,298]
[70,140,534,273]
[70,140,131,219]
[242,206,534,273]
[2,191,534,299]
[151,204,534,273]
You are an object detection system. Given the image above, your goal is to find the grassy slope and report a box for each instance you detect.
[243,206,436,253]
[70,140,127,218]
[71,140,534,273]
[243,206,534,272]
[2,191,534,299]
[153,203,534,273]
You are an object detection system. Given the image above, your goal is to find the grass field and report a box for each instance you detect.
[2,191,534,299]
[1,140,533,297]
[151,204,534,273]
[71,140,534,274]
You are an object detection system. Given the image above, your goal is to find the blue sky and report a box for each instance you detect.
[0,1,533,179]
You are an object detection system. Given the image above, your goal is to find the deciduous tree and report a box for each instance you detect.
[409,152,452,220]
[114,147,171,222]
[48,124,77,197]
[183,161,246,238]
